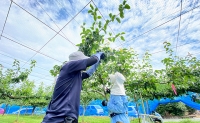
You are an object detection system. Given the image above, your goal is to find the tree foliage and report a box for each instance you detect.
[0,60,36,99]
[0,60,53,112]
[156,102,188,117]
[78,0,133,101]
[49,0,200,103]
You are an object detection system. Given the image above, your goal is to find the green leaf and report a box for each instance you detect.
[97,16,102,19]
[106,20,110,24]
[124,4,130,9]
[86,29,91,33]
[116,33,120,38]
[88,10,92,13]
[90,27,94,30]
[102,29,106,33]
[94,15,97,21]
[112,37,116,42]
[120,36,125,41]
[102,39,104,43]
[116,17,121,23]
[98,21,102,28]
[111,15,116,21]
[123,0,127,5]
[104,25,107,31]
[81,35,85,38]
[109,13,112,18]
[95,28,99,33]
[90,4,94,10]
[119,5,123,11]
[92,22,95,27]
[120,12,124,18]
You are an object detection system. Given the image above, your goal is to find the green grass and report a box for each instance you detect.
[0,115,44,123]
[0,115,199,123]
[0,115,138,123]
[78,116,141,123]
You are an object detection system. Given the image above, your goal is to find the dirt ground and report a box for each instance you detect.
[163,111,200,122]
[195,115,200,118]
[163,118,200,122]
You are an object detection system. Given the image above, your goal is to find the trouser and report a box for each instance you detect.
[64,117,78,123]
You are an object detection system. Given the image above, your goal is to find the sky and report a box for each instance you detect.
[0,0,200,87]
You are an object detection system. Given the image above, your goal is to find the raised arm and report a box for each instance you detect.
[82,52,105,80]
[82,56,98,80]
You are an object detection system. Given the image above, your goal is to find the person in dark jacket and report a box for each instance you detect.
[42,51,105,123]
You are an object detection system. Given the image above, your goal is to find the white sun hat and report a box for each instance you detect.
[69,51,89,61]
[108,74,115,84]
[109,72,126,95]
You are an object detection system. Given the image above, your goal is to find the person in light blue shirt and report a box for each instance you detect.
[102,72,130,123]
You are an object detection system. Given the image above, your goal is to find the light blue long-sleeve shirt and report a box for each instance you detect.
[107,95,130,123]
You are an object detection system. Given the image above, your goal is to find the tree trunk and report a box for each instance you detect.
[25,107,28,115]
[2,104,8,116]
[82,107,86,123]
[134,94,141,123]
[32,106,36,115]
[140,93,146,114]
[16,106,21,122]
[146,100,150,114]
[7,106,11,115]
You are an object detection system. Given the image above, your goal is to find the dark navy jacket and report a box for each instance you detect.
[42,59,87,123]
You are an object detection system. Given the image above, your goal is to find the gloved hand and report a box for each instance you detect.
[106,88,110,94]
[93,52,105,61]
[102,100,108,106]
[100,53,106,60]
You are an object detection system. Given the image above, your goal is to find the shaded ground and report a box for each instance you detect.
[164,117,200,123]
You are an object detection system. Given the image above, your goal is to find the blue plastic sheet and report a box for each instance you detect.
[1,93,200,116]
[146,92,200,114]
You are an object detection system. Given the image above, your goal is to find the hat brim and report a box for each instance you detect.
[115,72,126,82]
[109,74,115,83]
[69,55,89,61]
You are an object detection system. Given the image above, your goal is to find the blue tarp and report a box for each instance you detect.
[146,92,200,114]
[1,93,199,116]
[0,104,45,114]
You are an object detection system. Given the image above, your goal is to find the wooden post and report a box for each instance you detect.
[140,93,146,114]
[146,100,150,114]
[134,93,141,123]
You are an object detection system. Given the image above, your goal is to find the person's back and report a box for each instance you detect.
[102,72,130,123]
[108,95,130,123]
[42,51,105,123]
[43,60,87,122]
